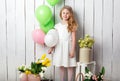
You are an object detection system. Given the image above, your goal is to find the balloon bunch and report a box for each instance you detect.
[46,0,60,6]
[32,29,58,47]
[35,5,54,34]
[32,5,59,47]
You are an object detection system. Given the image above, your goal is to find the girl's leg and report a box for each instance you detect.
[68,67,74,81]
[60,66,65,81]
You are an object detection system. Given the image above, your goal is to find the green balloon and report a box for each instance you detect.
[40,19,54,34]
[47,0,60,6]
[35,5,52,25]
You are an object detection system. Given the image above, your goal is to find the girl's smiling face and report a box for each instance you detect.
[61,9,71,21]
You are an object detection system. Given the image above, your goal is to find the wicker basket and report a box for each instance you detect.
[79,48,91,63]
[28,74,41,81]
[20,73,28,81]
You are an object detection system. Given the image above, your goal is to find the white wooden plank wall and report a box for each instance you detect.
[0,0,7,81]
[6,0,16,80]
[0,0,120,81]
[102,0,113,80]
[94,0,103,74]
[112,0,120,80]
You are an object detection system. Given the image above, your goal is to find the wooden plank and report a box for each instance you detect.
[15,0,26,81]
[25,0,34,65]
[0,0,7,81]
[112,0,120,80]
[84,0,94,62]
[102,0,113,79]
[84,0,93,35]
[75,0,84,38]
[75,0,84,62]
[65,0,74,8]
[93,0,103,74]
[6,0,16,80]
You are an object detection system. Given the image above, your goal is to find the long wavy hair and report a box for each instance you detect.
[60,6,78,32]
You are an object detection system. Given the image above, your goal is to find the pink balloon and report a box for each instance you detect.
[32,29,45,45]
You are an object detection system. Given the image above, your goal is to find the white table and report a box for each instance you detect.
[75,61,96,81]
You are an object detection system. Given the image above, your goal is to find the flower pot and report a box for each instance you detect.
[19,73,28,81]
[79,48,91,63]
[28,74,41,81]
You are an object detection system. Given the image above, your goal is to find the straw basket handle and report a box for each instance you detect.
[75,73,84,81]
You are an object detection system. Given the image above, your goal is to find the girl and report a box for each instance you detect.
[48,5,78,81]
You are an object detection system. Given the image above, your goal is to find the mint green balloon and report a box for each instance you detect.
[35,5,52,25]
[47,0,60,6]
[40,19,54,34]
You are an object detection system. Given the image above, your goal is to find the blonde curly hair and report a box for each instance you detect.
[60,6,78,32]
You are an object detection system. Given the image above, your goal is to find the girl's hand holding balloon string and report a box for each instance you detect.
[48,47,55,54]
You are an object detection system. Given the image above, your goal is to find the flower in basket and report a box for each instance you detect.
[18,54,51,81]
[18,65,31,75]
[18,65,31,81]
[78,34,95,48]
[30,54,51,75]
[84,67,105,81]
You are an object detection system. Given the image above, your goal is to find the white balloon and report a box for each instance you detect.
[47,29,58,35]
[45,29,59,47]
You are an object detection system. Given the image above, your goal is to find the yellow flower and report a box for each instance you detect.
[40,54,46,60]
[43,58,51,67]
[45,63,51,67]
[25,70,31,75]
[46,58,51,63]
[42,58,51,66]
[42,60,47,65]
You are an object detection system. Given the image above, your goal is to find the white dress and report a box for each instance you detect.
[53,23,76,67]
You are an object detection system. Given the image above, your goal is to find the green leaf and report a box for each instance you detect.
[101,67,105,75]
[85,67,90,73]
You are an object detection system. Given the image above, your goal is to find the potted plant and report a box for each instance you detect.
[78,34,94,63]
[18,54,51,81]
[75,67,105,81]
[84,67,105,81]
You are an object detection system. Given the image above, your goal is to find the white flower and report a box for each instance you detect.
[41,67,47,71]
[101,75,104,79]
[85,73,91,79]
[89,71,93,76]
[40,72,44,78]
